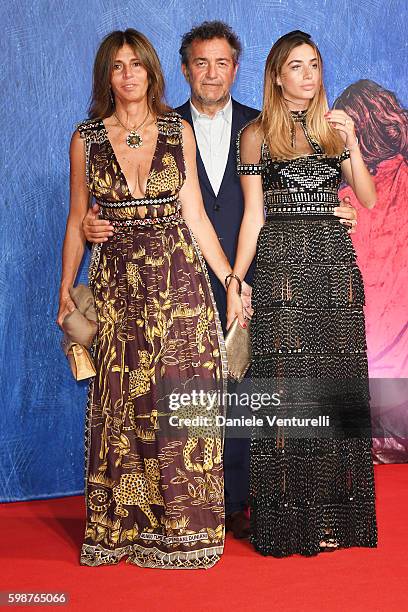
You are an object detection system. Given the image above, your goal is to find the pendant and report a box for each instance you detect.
[126,130,143,148]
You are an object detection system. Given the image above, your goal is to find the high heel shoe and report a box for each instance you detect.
[319,529,339,552]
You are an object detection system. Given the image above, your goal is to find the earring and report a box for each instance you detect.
[109,88,115,106]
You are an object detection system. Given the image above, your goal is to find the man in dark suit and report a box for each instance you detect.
[175,22,258,538]
[81,20,358,539]
[175,22,259,336]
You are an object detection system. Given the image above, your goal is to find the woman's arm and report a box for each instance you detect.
[226,173,264,330]
[179,120,232,285]
[326,109,376,209]
[56,130,89,326]
[340,148,376,209]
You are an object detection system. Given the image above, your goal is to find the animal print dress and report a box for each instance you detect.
[77,112,227,569]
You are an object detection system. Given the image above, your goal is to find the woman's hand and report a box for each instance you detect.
[333,195,358,234]
[57,288,76,328]
[241,280,254,320]
[325,110,357,149]
[326,111,376,209]
[226,281,246,331]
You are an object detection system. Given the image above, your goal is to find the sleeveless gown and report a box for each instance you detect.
[77,112,227,569]
[237,111,378,557]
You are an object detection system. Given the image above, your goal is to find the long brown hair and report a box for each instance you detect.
[334,79,408,172]
[88,29,170,119]
[258,32,344,159]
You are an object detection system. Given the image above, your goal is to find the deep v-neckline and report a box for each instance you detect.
[102,119,160,199]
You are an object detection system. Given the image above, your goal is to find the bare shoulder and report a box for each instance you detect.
[237,119,264,167]
[181,119,194,136]
[239,119,263,148]
[71,129,82,145]
[70,129,86,164]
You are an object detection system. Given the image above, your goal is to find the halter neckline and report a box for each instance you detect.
[290,109,308,122]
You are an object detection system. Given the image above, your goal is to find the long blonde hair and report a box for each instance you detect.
[258,32,344,159]
[89,29,170,119]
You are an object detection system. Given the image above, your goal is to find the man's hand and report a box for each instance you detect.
[241,281,254,320]
[82,204,114,243]
[333,196,357,234]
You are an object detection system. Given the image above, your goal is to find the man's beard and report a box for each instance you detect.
[195,90,230,107]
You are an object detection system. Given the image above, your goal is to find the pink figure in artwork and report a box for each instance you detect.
[335,80,408,378]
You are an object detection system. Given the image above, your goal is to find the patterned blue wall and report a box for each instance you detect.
[1,0,407,501]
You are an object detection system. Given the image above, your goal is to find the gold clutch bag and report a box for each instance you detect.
[61,338,96,381]
[225,317,252,383]
[61,284,98,381]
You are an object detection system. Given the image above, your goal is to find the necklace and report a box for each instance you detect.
[114,110,150,148]
[288,109,320,152]
[290,109,308,122]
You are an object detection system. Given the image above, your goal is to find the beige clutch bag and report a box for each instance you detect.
[61,338,96,381]
[61,285,98,380]
[62,285,97,347]
[225,317,251,383]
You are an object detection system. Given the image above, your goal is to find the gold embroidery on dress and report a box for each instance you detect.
[126,262,144,297]
[128,350,154,399]
[145,152,181,198]
[88,458,164,527]
[79,113,228,569]
[174,403,223,473]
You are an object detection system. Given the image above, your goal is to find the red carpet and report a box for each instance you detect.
[1,465,407,611]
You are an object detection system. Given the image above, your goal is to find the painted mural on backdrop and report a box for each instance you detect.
[1,0,407,501]
[336,80,408,463]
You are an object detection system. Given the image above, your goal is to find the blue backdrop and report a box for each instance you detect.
[1,0,407,501]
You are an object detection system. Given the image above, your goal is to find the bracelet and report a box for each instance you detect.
[225,273,242,295]
[348,136,359,151]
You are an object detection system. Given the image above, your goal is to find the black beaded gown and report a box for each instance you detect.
[237,111,377,557]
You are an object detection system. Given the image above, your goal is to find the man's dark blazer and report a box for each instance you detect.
[175,98,259,330]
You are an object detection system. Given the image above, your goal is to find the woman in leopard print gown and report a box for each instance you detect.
[58,29,230,569]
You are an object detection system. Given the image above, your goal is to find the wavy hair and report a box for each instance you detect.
[88,29,170,119]
[334,79,408,172]
[257,32,344,159]
[179,21,241,66]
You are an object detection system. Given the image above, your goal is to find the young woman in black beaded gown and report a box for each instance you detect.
[226,31,378,556]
